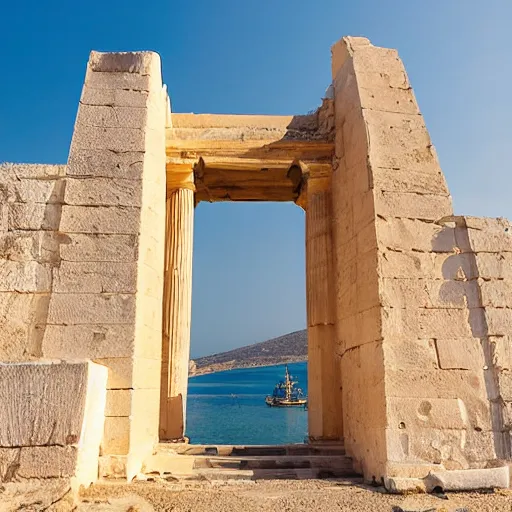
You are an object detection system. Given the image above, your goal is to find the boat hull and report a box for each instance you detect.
[265,396,307,407]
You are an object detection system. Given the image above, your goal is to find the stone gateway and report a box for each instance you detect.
[1,36,511,498]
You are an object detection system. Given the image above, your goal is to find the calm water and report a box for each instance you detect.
[186,362,308,445]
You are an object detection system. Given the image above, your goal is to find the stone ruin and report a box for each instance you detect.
[1,36,511,501]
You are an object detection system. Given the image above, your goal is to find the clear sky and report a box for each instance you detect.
[1,1,510,357]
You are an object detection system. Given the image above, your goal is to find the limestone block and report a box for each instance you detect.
[475,252,512,279]
[492,336,512,370]
[9,203,62,231]
[379,278,480,309]
[479,279,512,307]
[75,104,149,131]
[60,233,138,262]
[0,260,51,292]
[498,373,512,401]
[65,177,142,207]
[378,251,476,280]
[88,51,161,75]
[424,466,510,491]
[387,397,467,430]
[59,205,141,234]
[0,231,65,263]
[96,356,160,389]
[80,87,150,108]
[352,191,375,233]
[98,455,127,479]
[66,149,144,179]
[86,71,152,91]
[435,338,485,370]
[70,125,146,152]
[376,217,456,253]
[374,190,453,220]
[41,324,135,359]
[359,85,420,115]
[382,308,477,339]
[3,178,63,204]
[352,44,410,90]
[383,339,438,370]
[53,261,137,293]
[372,167,449,196]
[47,294,135,325]
[341,108,368,168]
[105,390,132,416]
[0,361,106,448]
[385,369,487,399]
[364,110,440,173]
[102,417,130,455]
[485,308,512,336]
[355,220,377,255]
[341,306,382,352]
[464,217,512,252]
[17,446,77,479]
[0,163,66,179]
[0,478,74,510]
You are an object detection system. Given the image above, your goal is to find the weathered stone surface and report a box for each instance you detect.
[102,417,130,455]
[0,478,73,510]
[59,233,138,262]
[485,308,512,336]
[475,252,512,279]
[359,85,420,115]
[17,446,77,478]
[0,163,66,179]
[387,397,467,430]
[383,339,438,370]
[479,279,512,307]
[70,126,146,152]
[380,278,480,309]
[42,324,135,359]
[385,369,487,399]
[65,177,142,207]
[364,109,440,173]
[376,217,456,253]
[80,87,150,108]
[492,336,512,370]
[373,167,449,196]
[53,261,137,293]
[378,251,476,280]
[47,294,135,324]
[374,189,452,220]
[383,307,480,339]
[59,205,141,234]
[88,51,161,75]
[95,356,160,389]
[0,361,101,447]
[1,177,63,204]
[0,260,51,292]
[435,338,484,370]
[0,231,65,263]
[67,149,144,179]
[86,71,152,91]
[425,466,510,491]
[9,203,63,231]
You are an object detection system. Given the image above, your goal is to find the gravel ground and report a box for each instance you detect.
[79,478,512,512]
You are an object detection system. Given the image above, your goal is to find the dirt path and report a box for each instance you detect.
[79,478,512,512]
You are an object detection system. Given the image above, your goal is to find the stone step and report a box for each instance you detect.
[192,455,353,471]
[191,467,358,481]
[166,443,346,457]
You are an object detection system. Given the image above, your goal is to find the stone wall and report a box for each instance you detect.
[331,36,512,482]
[0,51,168,480]
[0,163,66,361]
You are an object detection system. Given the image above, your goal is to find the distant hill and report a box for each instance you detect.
[190,329,307,376]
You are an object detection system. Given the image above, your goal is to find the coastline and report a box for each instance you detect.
[189,357,307,377]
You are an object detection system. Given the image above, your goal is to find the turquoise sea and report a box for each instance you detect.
[186,362,308,445]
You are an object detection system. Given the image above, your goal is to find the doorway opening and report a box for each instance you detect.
[187,201,307,445]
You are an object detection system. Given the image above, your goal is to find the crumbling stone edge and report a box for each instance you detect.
[384,465,511,494]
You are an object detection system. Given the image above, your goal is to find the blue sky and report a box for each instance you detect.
[1,1,510,357]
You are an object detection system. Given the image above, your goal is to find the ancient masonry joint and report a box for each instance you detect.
[1,36,511,498]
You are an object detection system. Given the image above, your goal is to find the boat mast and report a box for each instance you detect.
[285,365,292,401]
